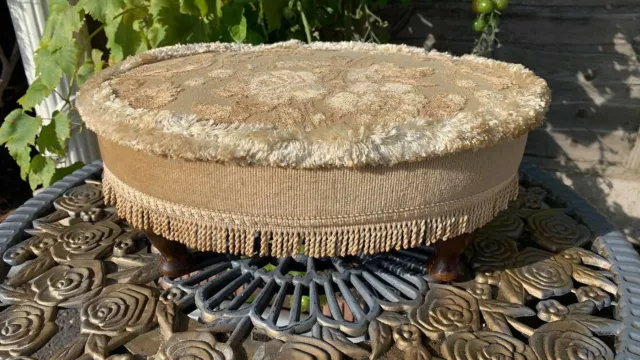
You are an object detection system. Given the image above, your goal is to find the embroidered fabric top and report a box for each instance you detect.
[77,41,550,168]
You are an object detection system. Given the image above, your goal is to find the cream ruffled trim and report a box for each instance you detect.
[78,41,550,168]
[102,166,520,257]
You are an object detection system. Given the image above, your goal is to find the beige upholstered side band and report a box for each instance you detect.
[100,136,525,257]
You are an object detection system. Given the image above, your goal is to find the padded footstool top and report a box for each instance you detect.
[77,41,550,257]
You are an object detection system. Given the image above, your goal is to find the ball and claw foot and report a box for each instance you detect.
[427,232,474,282]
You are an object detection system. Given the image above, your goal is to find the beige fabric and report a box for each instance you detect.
[100,136,525,257]
[77,41,550,168]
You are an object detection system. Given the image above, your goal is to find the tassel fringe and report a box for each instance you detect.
[103,168,519,258]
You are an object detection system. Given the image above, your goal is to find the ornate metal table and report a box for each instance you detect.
[0,162,639,360]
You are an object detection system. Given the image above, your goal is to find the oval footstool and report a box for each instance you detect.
[77,41,550,280]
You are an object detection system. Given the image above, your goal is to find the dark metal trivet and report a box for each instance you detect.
[161,250,431,338]
[0,162,636,360]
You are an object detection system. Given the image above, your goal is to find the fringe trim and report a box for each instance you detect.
[103,169,519,258]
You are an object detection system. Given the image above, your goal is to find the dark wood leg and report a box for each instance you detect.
[146,231,196,278]
[427,232,474,282]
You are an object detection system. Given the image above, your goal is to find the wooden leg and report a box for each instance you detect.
[428,232,474,282]
[147,231,195,278]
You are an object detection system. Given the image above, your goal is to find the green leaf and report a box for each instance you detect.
[28,155,56,190]
[83,0,124,22]
[0,110,42,179]
[0,110,43,154]
[50,162,85,184]
[180,0,208,16]
[246,29,264,44]
[15,149,32,180]
[41,0,84,49]
[18,78,53,110]
[209,0,223,18]
[105,14,143,61]
[222,5,247,42]
[36,42,79,88]
[104,0,149,61]
[262,0,288,31]
[51,111,71,145]
[37,111,70,155]
[76,61,95,87]
[146,22,167,47]
[91,49,105,71]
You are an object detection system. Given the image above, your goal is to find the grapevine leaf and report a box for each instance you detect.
[150,0,212,44]
[37,124,62,155]
[15,149,31,180]
[28,155,56,190]
[91,49,105,72]
[262,0,288,31]
[246,29,264,44]
[56,43,81,78]
[146,22,167,47]
[18,78,54,110]
[222,4,247,42]
[0,110,42,154]
[76,61,95,87]
[209,0,223,19]
[149,0,173,16]
[37,111,70,155]
[104,0,148,61]
[51,111,71,145]
[35,48,62,89]
[83,0,124,22]
[180,0,208,17]
[41,0,84,49]
[50,162,85,184]
[36,42,79,88]
[105,13,143,61]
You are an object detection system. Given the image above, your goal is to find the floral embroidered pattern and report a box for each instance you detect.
[108,49,501,128]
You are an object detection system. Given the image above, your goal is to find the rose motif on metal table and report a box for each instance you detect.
[113,231,145,256]
[479,210,524,239]
[392,324,432,360]
[156,331,234,360]
[440,331,537,360]
[499,248,574,304]
[51,221,121,262]
[80,208,105,222]
[80,284,157,336]
[463,282,493,300]
[527,209,591,252]
[31,260,104,307]
[529,320,614,360]
[2,234,57,266]
[575,286,611,310]
[512,186,550,218]
[536,299,569,322]
[273,335,343,360]
[0,304,56,356]
[408,284,480,341]
[466,232,519,270]
[54,183,104,216]
[28,235,57,256]
[474,270,501,286]
[2,245,33,267]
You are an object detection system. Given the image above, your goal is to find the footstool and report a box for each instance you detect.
[76,41,550,281]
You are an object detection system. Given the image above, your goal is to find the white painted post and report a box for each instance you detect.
[6,0,101,166]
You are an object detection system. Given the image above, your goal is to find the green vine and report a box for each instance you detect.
[1,0,503,190]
